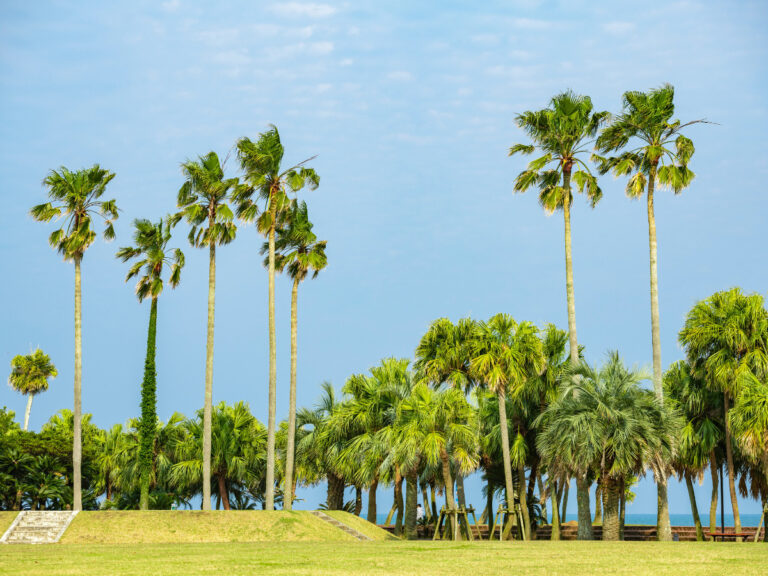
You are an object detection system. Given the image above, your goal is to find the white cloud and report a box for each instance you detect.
[511,17,555,30]
[339,58,354,66]
[387,70,413,82]
[603,21,635,35]
[307,41,334,55]
[199,28,241,46]
[161,0,181,12]
[270,2,337,18]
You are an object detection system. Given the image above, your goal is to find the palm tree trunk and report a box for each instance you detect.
[354,485,363,516]
[455,474,467,510]
[394,467,404,537]
[217,475,230,510]
[562,168,579,365]
[723,392,741,535]
[656,472,672,540]
[421,480,431,521]
[283,278,300,511]
[326,473,344,510]
[23,394,33,431]
[594,479,602,524]
[602,477,620,541]
[619,482,626,540]
[537,472,547,523]
[709,455,719,540]
[440,450,456,540]
[202,244,216,511]
[405,470,418,540]
[139,297,158,511]
[367,479,378,523]
[685,473,704,541]
[496,388,519,539]
[73,255,83,511]
[576,475,593,540]
[486,482,494,534]
[430,482,438,520]
[518,461,532,539]
[561,479,569,521]
[550,478,561,541]
[265,214,278,511]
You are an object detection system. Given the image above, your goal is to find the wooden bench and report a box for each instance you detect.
[705,531,750,541]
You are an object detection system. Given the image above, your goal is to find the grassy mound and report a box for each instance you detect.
[0,511,19,535]
[321,511,397,541]
[60,511,357,544]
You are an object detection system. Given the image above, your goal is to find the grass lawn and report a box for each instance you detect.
[59,511,359,544]
[1,541,767,576]
[0,512,18,536]
[321,511,397,541]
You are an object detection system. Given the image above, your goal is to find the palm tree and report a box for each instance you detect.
[116,217,184,510]
[393,383,478,540]
[509,92,608,366]
[471,314,545,540]
[664,360,723,540]
[8,349,58,431]
[236,126,319,511]
[679,288,768,536]
[175,151,241,511]
[261,201,327,510]
[31,164,118,510]
[537,352,679,541]
[171,402,267,509]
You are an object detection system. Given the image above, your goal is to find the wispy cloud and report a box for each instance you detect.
[603,21,635,35]
[161,0,181,13]
[387,70,414,82]
[270,2,337,18]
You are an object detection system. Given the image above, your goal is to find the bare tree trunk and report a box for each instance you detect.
[218,475,230,510]
[430,482,438,520]
[440,450,457,540]
[576,475,593,540]
[685,473,704,541]
[73,255,83,511]
[23,394,33,432]
[455,474,467,510]
[326,473,344,510]
[497,388,519,539]
[518,461,532,539]
[405,471,418,540]
[550,478,561,541]
[265,211,277,511]
[283,278,299,511]
[562,168,579,365]
[709,455,719,540]
[724,393,741,535]
[202,244,216,511]
[602,477,620,541]
[657,472,672,541]
[394,467,404,537]
[619,480,626,540]
[561,479,570,522]
[367,479,378,523]
[594,479,602,524]
[537,473,547,523]
[421,480,431,521]
[354,485,363,516]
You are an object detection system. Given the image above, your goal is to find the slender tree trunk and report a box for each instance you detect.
[486,482,494,534]
[216,475,230,510]
[202,244,216,511]
[497,388,518,538]
[139,297,158,511]
[562,167,579,365]
[430,482,438,520]
[326,473,344,510]
[709,455,719,540]
[657,472,672,541]
[685,474,704,541]
[537,472,547,523]
[354,485,363,516]
[405,470,418,540]
[594,479,602,524]
[284,278,300,511]
[73,255,83,511]
[550,478,561,541]
[23,394,33,432]
[602,477,620,541]
[394,467,404,537]
[619,481,626,540]
[384,503,396,525]
[723,393,741,535]
[455,474,467,510]
[367,479,378,523]
[440,450,456,540]
[421,480,431,521]
[561,479,570,522]
[576,475,593,540]
[518,461,532,539]
[265,210,278,511]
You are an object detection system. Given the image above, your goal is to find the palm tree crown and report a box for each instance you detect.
[263,201,327,281]
[8,349,57,398]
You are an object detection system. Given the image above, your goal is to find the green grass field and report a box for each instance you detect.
[0,512,17,535]
[1,541,767,576]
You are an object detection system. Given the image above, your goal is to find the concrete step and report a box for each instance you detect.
[1,511,78,544]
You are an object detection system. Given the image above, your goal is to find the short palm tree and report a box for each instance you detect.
[116,217,184,510]
[393,383,478,540]
[236,126,319,511]
[175,151,241,510]
[471,314,545,540]
[31,164,118,510]
[679,288,768,536]
[262,201,327,510]
[510,92,608,366]
[8,349,58,431]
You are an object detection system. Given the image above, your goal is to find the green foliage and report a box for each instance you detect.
[8,349,57,397]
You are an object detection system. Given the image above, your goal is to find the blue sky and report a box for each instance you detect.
[1,1,766,516]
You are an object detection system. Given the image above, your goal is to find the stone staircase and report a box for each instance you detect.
[1,511,78,544]
[309,510,372,541]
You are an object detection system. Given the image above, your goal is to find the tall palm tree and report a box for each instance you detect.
[471,314,545,540]
[261,201,327,511]
[116,217,184,510]
[596,85,706,541]
[31,164,118,510]
[236,126,319,511]
[510,92,608,366]
[8,349,58,431]
[664,360,723,540]
[175,151,241,511]
[679,288,768,537]
[394,383,478,540]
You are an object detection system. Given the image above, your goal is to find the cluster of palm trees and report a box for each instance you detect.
[23,125,325,512]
